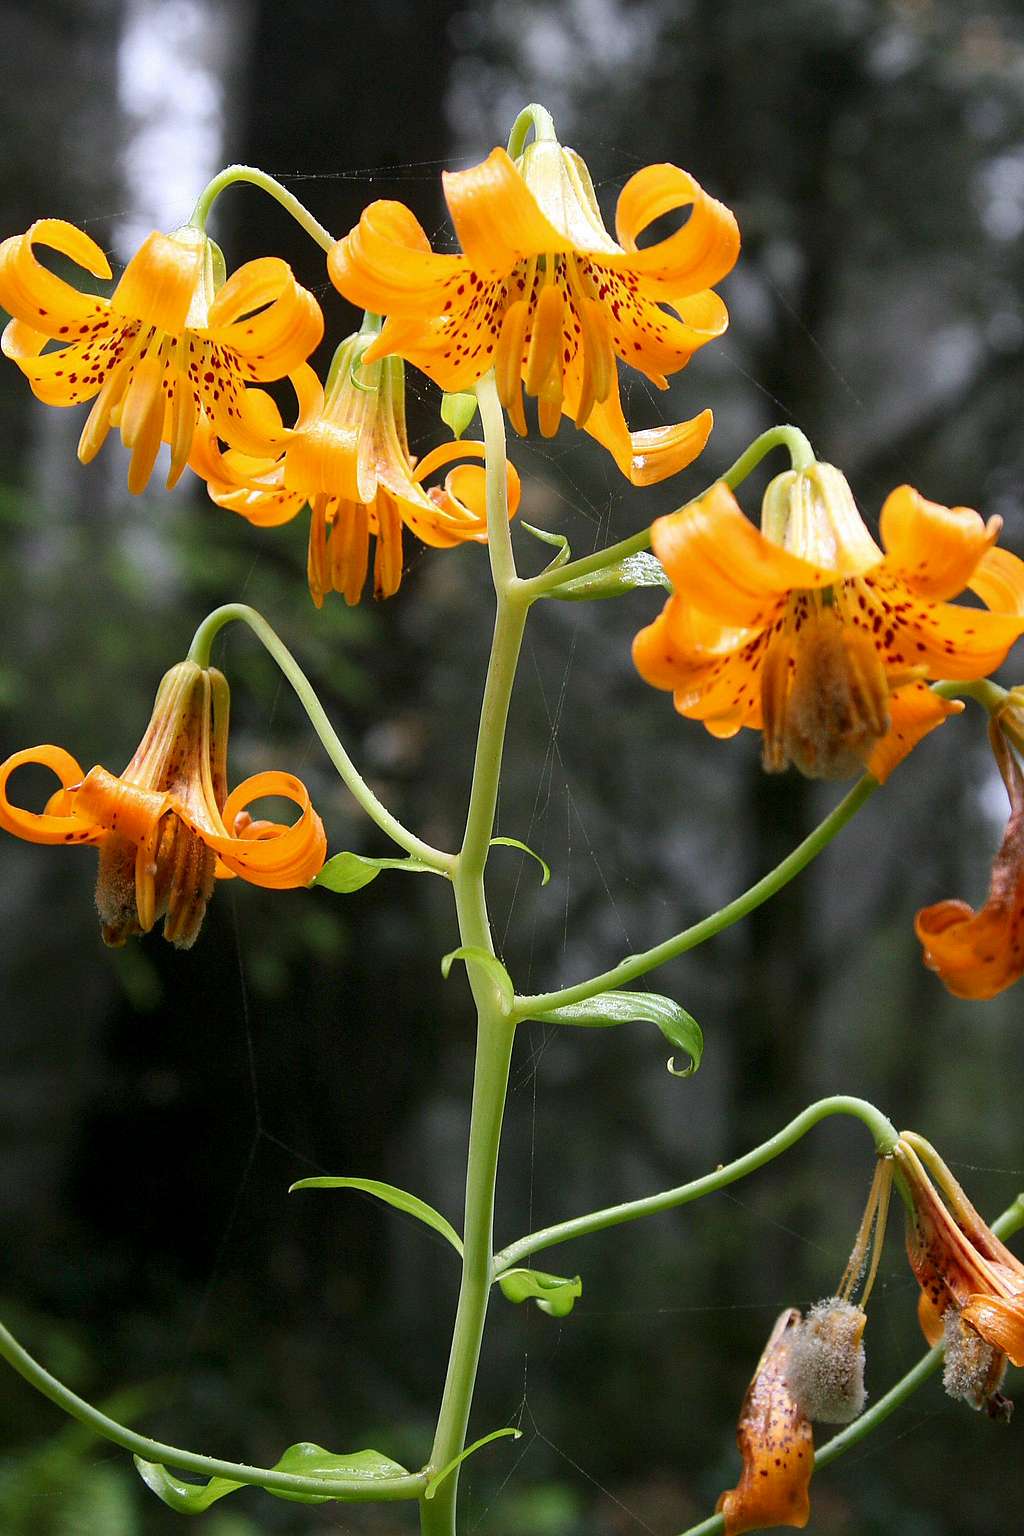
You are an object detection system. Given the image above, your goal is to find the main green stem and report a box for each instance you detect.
[421,373,527,1536]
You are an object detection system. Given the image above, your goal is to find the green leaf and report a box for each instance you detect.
[524,989,703,1077]
[521,521,571,570]
[424,1427,521,1499]
[315,852,442,893]
[441,389,479,438]
[490,836,550,886]
[441,946,515,1012]
[498,1268,583,1318]
[548,551,671,601]
[289,1176,462,1255]
[135,1443,410,1512]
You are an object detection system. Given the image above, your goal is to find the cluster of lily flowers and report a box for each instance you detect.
[718,1131,1024,1533]
[1,110,1024,1533]
[2,124,1024,985]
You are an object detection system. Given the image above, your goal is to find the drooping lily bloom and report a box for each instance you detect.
[894,1130,1024,1416]
[716,1309,814,1534]
[190,336,521,606]
[0,219,323,492]
[915,718,1024,999]
[0,661,326,948]
[633,468,1024,780]
[327,133,739,483]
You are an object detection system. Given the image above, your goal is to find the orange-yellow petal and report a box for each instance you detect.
[652,483,838,628]
[968,544,1024,617]
[206,256,324,380]
[879,485,1001,601]
[612,162,741,297]
[111,229,204,336]
[443,146,566,271]
[584,384,713,486]
[328,200,468,318]
[716,1309,813,1536]
[866,682,963,784]
[0,218,111,334]
[962,1293,1024,1368]
[199,770,325,888]
[0,745,100,846]
[864,570,1024,681]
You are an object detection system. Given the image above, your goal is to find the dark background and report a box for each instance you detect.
[2,1,1024,1532]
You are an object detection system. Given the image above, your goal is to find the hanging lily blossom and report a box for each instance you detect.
[633,471,1024,780]
[895,1130,1024,1418]
[327,133,738,483]
[915,717,1024,999]
[190,337,520,606]
[0,219,323,492]
[0,661,326,949]
[716,1309,814,1534]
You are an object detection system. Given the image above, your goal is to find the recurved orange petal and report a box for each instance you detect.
[200,770,326,888]
[879,485,1002,601]
[866,682,963,784]
[443,146,566,271]
[962,1293,1024,1368]
[206,256,324,380]
[612,162,741,297]
[0,745,100,846]
[0,218,111,334]
[111,229,204,336]
[652,483,838,628]
[968,544,1024,617]
[329,200,467,319]
[584,386,713,486]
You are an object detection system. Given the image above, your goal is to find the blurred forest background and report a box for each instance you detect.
[2,1,1024,1532]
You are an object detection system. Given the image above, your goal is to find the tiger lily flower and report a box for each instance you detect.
[716,1309,814,1534]
[633,468,1024,780]
[0,661,326,949]
[894,1130,1024,1417]
[190,333,521,606]
[327,127,739,484]
[915,717,1024,999]
[0,219,323,493]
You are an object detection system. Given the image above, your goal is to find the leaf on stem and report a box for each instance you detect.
[523,989,703,1076]
[521,521,571,570]
[424,1426,522,1499]
[490,835,551,885]
[135,1442,411,1512]
[314,852,443,893]
[498,1268,583,1317]
[547,551,671,602]
[289,1177,463,1255]
[441,946,515,1012]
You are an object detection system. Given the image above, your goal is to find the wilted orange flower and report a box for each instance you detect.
[0,219,323,492]
[633,469,1024,780]
[915,717,1024,999]
[328,133,739,483]
[895,1130,1024,1417]
[0,661,326,948]
[190,336,520,606]
[716,1309,814,1534]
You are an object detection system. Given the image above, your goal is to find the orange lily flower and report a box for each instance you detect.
[633,469,1024,780]
[0,219,323,493]
[327,133,739,483]
[190,335,521,606]
[895,1130,1024,1416]
[915,717,1024,999]
[716,1309,814,1534]
[0,661,326,948]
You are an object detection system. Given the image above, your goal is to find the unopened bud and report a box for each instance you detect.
[785,1297,866,1424]
[441,390,478,439]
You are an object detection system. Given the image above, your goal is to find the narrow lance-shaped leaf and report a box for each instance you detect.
[490,835,550,885]
[548,551,671,601]
[289,1177,463,1256]
[135,1442,411,1513]
[315,852,443,894]
[498,1268,583,1318]
[523,989,703,1077]
[521,521,571,570]
[441,946,515,1012]
[424,1427,522,1500]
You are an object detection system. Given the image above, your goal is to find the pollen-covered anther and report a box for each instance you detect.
[785,1297,867,1425]
[942,1307,1012,1420]
[762,602,891,779]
